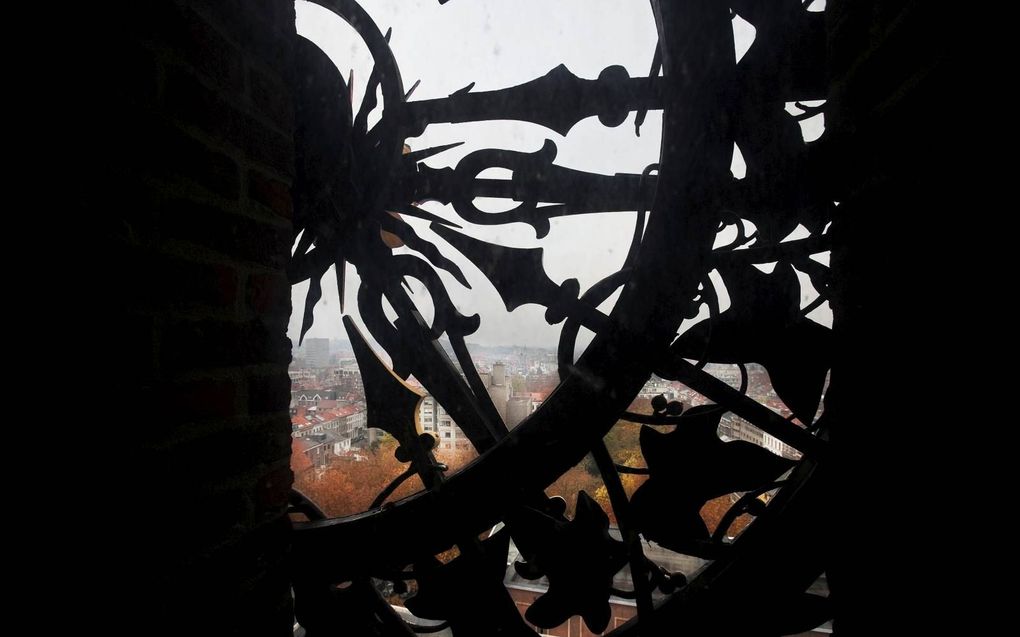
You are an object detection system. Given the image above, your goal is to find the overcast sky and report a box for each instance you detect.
[290,0,828,350]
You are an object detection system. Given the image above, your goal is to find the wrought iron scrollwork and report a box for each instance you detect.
[398,63,663,138]
[397,139,658,239]
[511,492,629,633]
[290,0,835,634]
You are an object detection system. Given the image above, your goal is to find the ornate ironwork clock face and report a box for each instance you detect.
[289,1,833,635]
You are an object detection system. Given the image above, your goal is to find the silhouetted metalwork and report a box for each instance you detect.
[630,405,794,555]
[397,140,658,238]
[400,64,663,137]
[290,1,833,635]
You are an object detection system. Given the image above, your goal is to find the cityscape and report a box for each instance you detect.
[289,337,561,465]
[290,337,803,516]
[289,337,813,635]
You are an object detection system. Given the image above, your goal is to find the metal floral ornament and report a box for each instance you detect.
[290,1,833,635]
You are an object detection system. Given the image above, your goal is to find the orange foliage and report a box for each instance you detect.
[700,495,752,538]
[546,462,604,518]
[434,446,479,474]
[294,437,419,517]
[293,436,481,518]
[290,442,314,475]
[294,396,754,542]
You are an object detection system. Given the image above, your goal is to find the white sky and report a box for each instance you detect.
[289,1,828,350]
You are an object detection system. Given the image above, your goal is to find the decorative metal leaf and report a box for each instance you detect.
[760,321,831,423]
[630,405,794,553]
[293,39,355,243]
[292,37,356,340]
[354,60,382,136]
[431,223,607,330]
[399,63,662,136]
[723,3,830,243]
[731,0,827,101]
[344,316,425,462]
[405,530,538,637]
[293,578,415,637]
[397,140,656,239]
[380,216,470,288]
[431,224,561,312]
[510,492,628,633]
[671,262,830,422]
[299,270,324,346]
[400,140,465,166]
[352,255,502,450]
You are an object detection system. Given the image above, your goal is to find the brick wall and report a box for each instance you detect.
[82,2,298,634]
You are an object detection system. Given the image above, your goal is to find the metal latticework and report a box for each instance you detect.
[290,2,833,634]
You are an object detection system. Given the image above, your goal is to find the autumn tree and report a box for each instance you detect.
[295,391,753,539]
[700,494,752,538]
[293,435,487,519]
[294,435,424,517]
[290,441,314,476]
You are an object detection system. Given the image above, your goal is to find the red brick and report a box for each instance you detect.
[244,118,294,176]
[172,261,237,311]
[117,247,239,312]
[191,0,297,69]
[133,3,244,93]
[161,318,291,373]
[247,271,292,317]
[164,67,293,176]
[158,198,290,268]
[141,117,240,199]
[88,1,297,632]
[164,65,243,138]
[249,65,295,131]
[248,170,293,219]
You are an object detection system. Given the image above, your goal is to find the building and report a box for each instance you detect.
[423,363,546,433]
[761,431,801,461]
[292,388,338,408]
[506,393,541,429]
[490,361,507,386]
[486,362,511,424]
[703,363,744,389]
[418,395,471,451]
[304,337,330,368]
[288,368,317,382]
[292,404,371,452]
[718,414,802,461]
[637,375,678,401]
[415,364,547,437]
[293,432,342,468]
[330,366,364,399]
